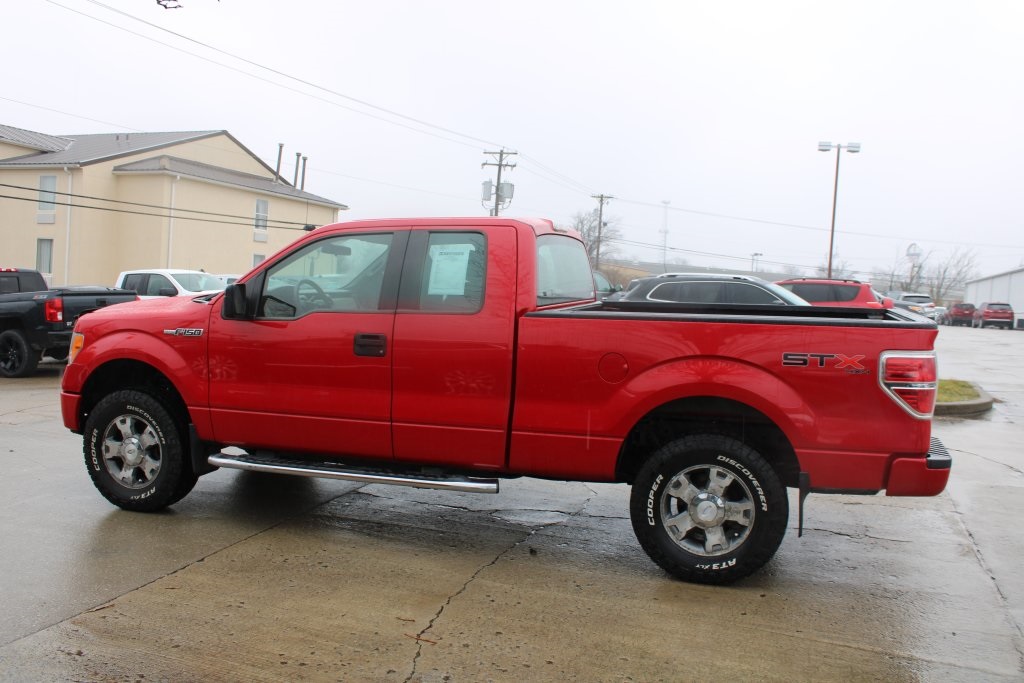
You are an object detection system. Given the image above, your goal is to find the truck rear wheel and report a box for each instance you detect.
[629,434,788,584]
[0,330,39,378]
[83,390,197,511]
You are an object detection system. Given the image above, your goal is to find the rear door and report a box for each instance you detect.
[390,227,517,470]
[208,230,407,459]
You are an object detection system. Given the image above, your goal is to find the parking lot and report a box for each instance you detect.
[0,325,1022,682]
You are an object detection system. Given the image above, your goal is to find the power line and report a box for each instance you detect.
[76,0,508,150]
[0,182,312,227]
[0,193,312,230]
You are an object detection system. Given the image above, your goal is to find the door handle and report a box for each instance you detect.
[354,332,387,357]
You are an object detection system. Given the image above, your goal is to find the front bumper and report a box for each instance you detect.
[886,437,951,496]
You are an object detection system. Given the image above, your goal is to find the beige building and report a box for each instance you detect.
[0,124,347,286]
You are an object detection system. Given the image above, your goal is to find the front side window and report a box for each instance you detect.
[145,274,175,296]
[259,233,393,318]
[536,234,594,306]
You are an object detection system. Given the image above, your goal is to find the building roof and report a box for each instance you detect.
[0,124,72,153]
[0,129,226,167]
[0,124,347,210]
[114,155,348,209]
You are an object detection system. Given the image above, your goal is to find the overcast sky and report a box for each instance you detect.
[6,0,1024,280]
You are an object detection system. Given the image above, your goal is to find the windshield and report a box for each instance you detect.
[171,272,228,293]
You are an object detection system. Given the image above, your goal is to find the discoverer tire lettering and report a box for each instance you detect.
[82,389,197,512]
[629,434,788,584]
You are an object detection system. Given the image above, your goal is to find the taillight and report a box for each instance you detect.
[879,352,937,418]
[44,297,64,323]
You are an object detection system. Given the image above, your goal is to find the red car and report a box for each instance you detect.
[973,302,1015,329]
[944,303,975,326]
[775,278,893,308]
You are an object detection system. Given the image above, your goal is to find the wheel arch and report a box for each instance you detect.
[79,359,190,439]
[615,395,801,489]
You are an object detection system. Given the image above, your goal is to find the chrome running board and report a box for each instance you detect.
[208,452,499,494]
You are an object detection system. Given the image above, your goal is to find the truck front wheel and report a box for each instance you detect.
[629,434,788,584]
[83,390,197,511]
[0,330,39,378]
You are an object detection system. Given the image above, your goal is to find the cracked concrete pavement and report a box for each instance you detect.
[0,325,1022,681]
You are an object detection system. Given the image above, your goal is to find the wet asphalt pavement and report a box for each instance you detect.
[0,324,1022,682]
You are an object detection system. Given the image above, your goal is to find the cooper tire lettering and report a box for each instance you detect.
[82,389,197,512]
[629,434,788,585]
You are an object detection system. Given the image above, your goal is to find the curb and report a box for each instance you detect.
[935,382,994,417]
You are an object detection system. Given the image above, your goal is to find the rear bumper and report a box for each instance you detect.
[885,437,951,496]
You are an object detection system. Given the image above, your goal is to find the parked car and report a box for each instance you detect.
[62,216,948,585]
[115,269,228,299]
[617,273,809,306]
[775,278,892,308]
[973,302,1015,329]
[942,303,975,326]
[0,267,136,377]
[886,291,936,319]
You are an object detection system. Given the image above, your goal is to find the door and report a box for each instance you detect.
[208,230,406,459]
[391,228,517,470]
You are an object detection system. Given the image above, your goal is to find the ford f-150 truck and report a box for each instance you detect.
[60,218,950,584]
[0,268,137,377]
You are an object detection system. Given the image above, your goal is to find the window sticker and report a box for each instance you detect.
[427,244,473,296]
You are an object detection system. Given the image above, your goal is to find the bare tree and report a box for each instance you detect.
[566,210,622,267]
[813,254,856,280]
[924,249,979,305]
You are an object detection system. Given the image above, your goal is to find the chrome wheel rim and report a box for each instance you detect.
[660,464,755,557]
[101,414,162,489]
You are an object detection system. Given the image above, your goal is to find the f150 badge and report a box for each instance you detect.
[163,328,205,337]
[782,352,867,374]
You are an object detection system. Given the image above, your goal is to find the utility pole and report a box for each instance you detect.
[592,194,613,270]
[482,149,517,216]
[661,200,670,272]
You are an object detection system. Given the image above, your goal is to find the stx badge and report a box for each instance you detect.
[782,352,867,373]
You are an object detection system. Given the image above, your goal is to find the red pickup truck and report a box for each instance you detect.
[61,217,950,584]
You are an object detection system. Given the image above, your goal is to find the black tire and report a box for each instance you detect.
[83,390,198,511]
[0,330,40,378]
[629,434,788,585]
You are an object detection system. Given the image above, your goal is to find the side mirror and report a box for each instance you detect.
[881,297,894,309]
[158,288,177,297]
[222,283,252,320]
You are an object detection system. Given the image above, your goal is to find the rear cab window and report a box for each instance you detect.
[535,234,594,306]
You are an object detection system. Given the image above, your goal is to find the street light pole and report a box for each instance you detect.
[818,141,861,278]
[750,252,763,272]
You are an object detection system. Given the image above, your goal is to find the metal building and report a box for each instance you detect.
[964,267,1024,329]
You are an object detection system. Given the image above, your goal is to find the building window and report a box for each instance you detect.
[254,199,269,242]
[253,254,265,267]
[37,175,57,224]
[36,238,53,276]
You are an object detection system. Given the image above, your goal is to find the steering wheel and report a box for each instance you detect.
[296,279,333,310]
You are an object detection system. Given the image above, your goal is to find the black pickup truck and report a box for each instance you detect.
[0,268,137,377]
